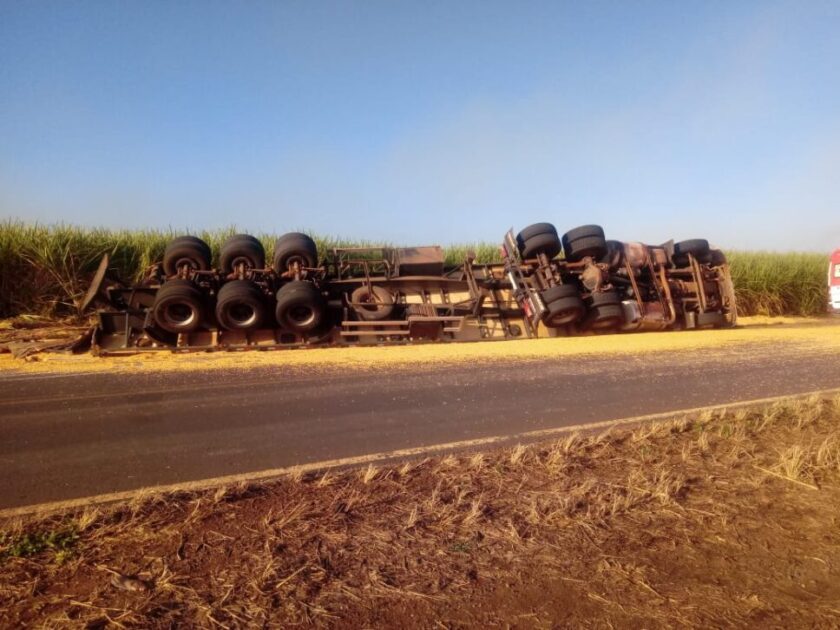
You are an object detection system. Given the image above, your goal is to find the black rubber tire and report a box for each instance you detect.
[350,285,395,321]
[517,222,557,243]
[520,232,562,259]
[696,310,725,328]
[152,279,205,334]
[544,296,586,326]
[562,225,605,243]
[516,223,561,259]
[215,280,267,331]
[563,233,608,262]
[275,281,326,333]
[540,284,580,304]
[219,235,266,273]
[589,290,621,307]
[587,303,625,330]
[542,284,585,327]
[273,233,318,273]
[542,284,580,303]
[600,240,625,269]
[709,249,727,266]
[163,236,212,276]
[673,239,711,267]
[585,290,624,329]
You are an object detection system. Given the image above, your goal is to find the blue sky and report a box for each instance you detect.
[1,1,839,251]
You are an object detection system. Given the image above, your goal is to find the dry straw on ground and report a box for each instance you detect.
[2,315,839,377]
[2,394,840,627]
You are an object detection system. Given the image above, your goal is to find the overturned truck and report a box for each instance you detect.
[94,223,737,354]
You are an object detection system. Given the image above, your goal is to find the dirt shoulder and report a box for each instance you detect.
[2,395,839,627]
[1,315,838,377]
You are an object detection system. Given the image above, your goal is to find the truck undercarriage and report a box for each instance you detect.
[93,223,737,355]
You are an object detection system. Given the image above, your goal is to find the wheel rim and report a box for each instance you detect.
[230,256,255,270]
[227,303,257,327]
[548,307,581,326]
[288,304,316,327]
[283,254,309,270]
[163,303,196,328]
[174,256,199,270]
[357,292,383,313]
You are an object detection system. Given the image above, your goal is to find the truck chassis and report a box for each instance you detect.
[93,223,737,355]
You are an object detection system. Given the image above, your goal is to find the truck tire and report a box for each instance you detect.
[215,280,267,330]
[600,240,625,269]
[672,239,711,267]
[709,249,727,266]
[152,279,205,334]
[589,290,621,306]
[275,281,326,333]
[351,285,395,321]
[273,233,318,273]
[516,223,561,259]
[541,284,585,326]
[562,225,608,262]
[163,236,212,276]
[563,236,608,262]
[585,290,624,330]
[563,225,605,242]
[517,222,557,242]
[220,234,265,273]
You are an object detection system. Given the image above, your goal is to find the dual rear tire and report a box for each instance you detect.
[561,225,608,262]
[516,223,562,260]
[541,285,585,327]
[585,290,624,330]
[216,280,268,330]
[274,281,327,333]
[274,233,318,273]
[538,285,624,330]
[152,279,206,334]
[220,235,265,273]
[515,223,611,263]
[152,279,328,335]
[672,239,711,267]
[163,236,212,276]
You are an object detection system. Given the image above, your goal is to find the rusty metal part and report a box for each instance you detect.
[79,254,111,313]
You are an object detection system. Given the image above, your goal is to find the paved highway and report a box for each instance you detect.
[1,342,839,510]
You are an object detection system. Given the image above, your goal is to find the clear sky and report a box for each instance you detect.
[1,1,839,251]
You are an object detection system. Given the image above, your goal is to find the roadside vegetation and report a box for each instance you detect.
[726,250,829,318]
[0,220,829,318]
[2,394,840,627]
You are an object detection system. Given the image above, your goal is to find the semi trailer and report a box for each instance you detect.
[92,222,737,354]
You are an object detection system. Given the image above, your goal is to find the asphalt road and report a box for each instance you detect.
[2,343,840,510]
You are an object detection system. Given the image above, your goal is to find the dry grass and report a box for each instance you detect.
[2,395,840,627]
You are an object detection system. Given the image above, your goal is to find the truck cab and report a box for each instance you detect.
[830,249,840,314]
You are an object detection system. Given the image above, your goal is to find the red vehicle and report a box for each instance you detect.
[830,249,840,314]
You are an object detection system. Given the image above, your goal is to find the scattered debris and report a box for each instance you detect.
[0,324,93,358]
[108,572,152,593]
